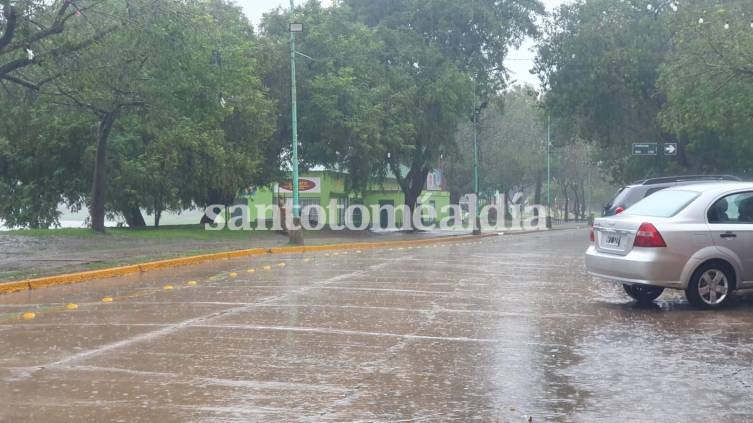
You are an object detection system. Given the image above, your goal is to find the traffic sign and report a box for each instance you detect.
[663,143,678,156]
[632,143,658,156]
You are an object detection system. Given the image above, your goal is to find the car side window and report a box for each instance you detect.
[708,192,753,224]
[644,187,665,198]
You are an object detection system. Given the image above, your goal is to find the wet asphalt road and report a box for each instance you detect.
[2,229,753,422]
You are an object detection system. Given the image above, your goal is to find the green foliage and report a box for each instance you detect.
[537,0,753,182]
[658,0,753,175]
[0,0,277,228]
[536,0,677,183]
[0,90,90,228]
[3,0,545,229]
[339,0,542,213]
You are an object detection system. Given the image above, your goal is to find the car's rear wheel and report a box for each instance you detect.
[686,263,734,309]
[623,284,664,303]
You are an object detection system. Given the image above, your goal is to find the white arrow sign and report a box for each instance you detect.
[664,143,677,155]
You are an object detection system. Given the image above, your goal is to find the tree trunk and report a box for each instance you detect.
[580,183,587,219]
[402,167,430,231]
[533,170,542,217]
[90,111,117,232]
[123,206,146,228]
[200,212,214,225]
[573,184,581,221]
[563,181,570,222]
[199,190,232,224]
[154,209,161,227]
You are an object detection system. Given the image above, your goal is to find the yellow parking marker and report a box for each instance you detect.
[247,268,256,273]
[22,312,36,320]
[277,262,286,268]
[262,265,272,271]
[186,280,198,286]
[229,272,239,278]
[163,284,174,291]
[356,250,362,254]
[324,253,331,257]
[101,296,114,303]
[303,258,311,263]
[66,303,78,310]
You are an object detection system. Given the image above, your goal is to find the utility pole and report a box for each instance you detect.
[288,1,303,244]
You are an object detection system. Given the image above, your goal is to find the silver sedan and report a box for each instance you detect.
[585,182,753,309]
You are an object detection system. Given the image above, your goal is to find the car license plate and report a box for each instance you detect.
[605,233,621,247]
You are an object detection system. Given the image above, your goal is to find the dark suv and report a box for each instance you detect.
[603,175,742,216]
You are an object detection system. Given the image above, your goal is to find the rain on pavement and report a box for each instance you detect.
[2,229,753,422]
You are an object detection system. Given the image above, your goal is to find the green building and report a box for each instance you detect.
[242,169,450,229]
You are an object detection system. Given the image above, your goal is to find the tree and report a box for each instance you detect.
[535,0,678,183]
[379,27,472,218]
[0,0,276,229]
[448,86,547,214]
[0,88,90,228]
[259,2,391,195]
[259,0,542,227]
[658,0,753,176]
[0,0,114,89]
[347,0,544,224]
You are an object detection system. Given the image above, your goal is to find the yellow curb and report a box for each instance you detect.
[226,248,267,259]
[0,233,496,296]
[0,281,31,294]
[27,265,141,290]
[269,246,305,254]
[66,303,79,310]
[22,312,36,320]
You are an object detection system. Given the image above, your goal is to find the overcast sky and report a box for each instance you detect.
[234,0,569,88]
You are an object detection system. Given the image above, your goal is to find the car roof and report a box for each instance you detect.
[629,175,741,185]
[662,181,753,195]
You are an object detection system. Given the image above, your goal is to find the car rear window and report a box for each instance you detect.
[625,190,700,217]
[608,186,629,209]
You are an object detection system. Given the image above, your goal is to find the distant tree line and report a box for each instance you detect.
[5,0,743,230]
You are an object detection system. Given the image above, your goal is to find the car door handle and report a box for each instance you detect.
[720,232,737,239]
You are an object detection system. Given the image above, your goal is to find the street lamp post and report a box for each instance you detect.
[288,2,303,244]
[546,113,552,229]
[472,101,481,235]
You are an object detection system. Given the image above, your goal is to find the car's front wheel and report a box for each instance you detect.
[623,284,664,303]
[686,263,734,309]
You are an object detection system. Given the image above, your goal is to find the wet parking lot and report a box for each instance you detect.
[2,229,753,422]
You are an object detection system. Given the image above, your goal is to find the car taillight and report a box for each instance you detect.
[633,222,666,247]
[615,206,625,214]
